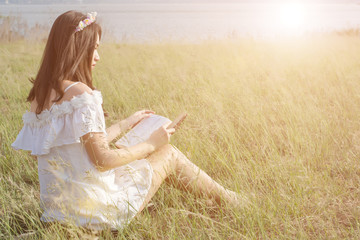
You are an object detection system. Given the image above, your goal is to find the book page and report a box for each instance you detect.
[115,114,171,148]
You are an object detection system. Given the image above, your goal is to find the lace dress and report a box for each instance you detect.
[11,84,153,230]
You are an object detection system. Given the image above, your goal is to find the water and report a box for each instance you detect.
[2,2,360,41]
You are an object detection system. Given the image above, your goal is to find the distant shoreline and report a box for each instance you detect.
[1,0,360,5]
[2,2,360,42]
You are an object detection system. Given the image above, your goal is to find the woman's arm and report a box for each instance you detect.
[106,120,129,144]
[106,110,155,144]
[82,123,175,172]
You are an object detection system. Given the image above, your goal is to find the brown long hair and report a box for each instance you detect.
[27,11,102,114]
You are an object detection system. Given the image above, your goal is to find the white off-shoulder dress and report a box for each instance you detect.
[11,82,153,230]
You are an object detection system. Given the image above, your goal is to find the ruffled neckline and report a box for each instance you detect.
[23,90,102,127]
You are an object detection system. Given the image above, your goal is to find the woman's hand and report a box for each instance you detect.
[124,109,154,130]
[147,122,175,150]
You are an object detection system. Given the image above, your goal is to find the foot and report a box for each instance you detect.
[222,190,250,209]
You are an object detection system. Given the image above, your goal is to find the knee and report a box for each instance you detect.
[155,144,179,168]
[156,144,178,158]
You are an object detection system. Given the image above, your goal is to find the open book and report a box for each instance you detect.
[115,114,171,148]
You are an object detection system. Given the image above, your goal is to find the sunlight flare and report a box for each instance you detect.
[277,2,307,34]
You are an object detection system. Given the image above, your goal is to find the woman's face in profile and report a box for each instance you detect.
[91,34,100,69]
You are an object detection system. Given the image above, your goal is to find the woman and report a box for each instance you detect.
[11,11,244,231]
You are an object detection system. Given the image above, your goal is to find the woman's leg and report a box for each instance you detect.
[137,144,178,212]
[171,145,244,207]
[138,144,245,213]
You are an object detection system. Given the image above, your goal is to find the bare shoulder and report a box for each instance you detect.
[30,81,95,112]
[63,81,93,100]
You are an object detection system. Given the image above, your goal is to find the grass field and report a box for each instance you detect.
[0,35,360,239]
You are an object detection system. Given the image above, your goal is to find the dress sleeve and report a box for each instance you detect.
[11,91,107,156]
[72,94,107,139]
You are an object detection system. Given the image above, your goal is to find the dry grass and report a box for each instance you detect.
[0,15,49,42]
[1,35,360,239]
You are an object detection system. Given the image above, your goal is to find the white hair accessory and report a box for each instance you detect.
[75,12,97,33]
